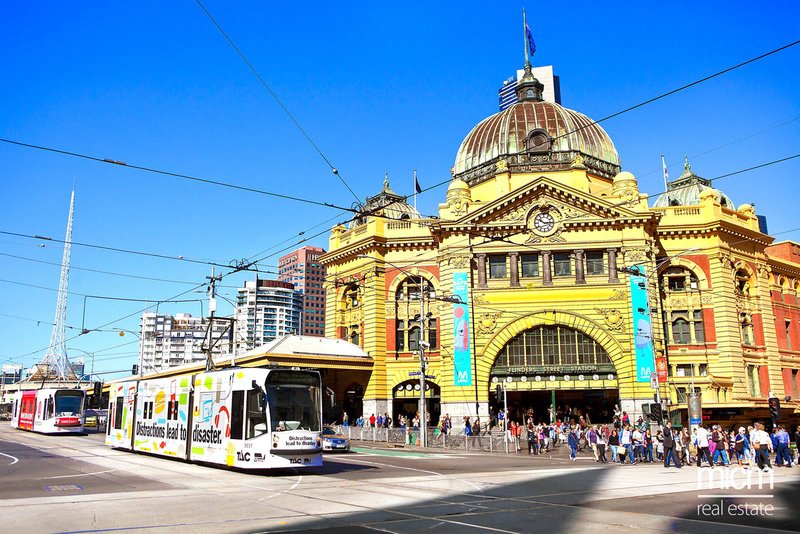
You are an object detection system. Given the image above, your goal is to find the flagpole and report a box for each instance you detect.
[413,169,417,212]
[523,9,529,66]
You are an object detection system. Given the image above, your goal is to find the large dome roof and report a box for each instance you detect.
[453,99,621,182]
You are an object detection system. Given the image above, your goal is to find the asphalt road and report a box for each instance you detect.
[1,423,798,533]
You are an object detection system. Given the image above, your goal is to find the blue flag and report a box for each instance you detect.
[525,23,536,56]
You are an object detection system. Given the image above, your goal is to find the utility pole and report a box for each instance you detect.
[418,278,427,448]
[205,268,221,372]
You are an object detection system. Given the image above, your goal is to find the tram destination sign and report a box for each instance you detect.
[494,364,614,375]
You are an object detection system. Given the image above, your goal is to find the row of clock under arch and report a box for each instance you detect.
[492,374,616,383]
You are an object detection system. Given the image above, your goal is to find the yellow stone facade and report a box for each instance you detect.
[321,67,800,426]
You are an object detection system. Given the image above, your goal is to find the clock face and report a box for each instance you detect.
[533,212,555,233]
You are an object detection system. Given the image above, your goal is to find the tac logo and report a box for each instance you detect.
[236,451,251,462]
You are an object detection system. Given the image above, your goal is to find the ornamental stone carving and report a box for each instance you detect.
[609,289,626,300]
[718,251,735,270]
[496,159,509,172]
[595,308,625,332]
[449,255,470,269]
[623,248,647,264]
[477,312,503,335]
[474,293,489,305]
[757,263,772,280]
[497,204,530,223]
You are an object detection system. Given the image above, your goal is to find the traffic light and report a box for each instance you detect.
[648,402,663,423]
[93,381,102,397]
[496,385,502,398]
[131,364,139,375]
[768,397,781,421]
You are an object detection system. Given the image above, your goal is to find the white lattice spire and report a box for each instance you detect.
[33,190,77,382]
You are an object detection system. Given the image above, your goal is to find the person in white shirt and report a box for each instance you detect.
[619,424,636,465]
[750,422,773,471]
[695,426,711,467]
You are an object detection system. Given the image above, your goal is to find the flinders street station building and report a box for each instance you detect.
[320,61,800,429]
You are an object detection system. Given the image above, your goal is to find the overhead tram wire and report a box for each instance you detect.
[0,251,244,287]
[0,137,363,214]
[543,38,800,149]
[193,0,361,205]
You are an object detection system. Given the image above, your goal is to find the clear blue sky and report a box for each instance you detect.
[1,1,798,379]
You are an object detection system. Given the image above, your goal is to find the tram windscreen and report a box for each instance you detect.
[54,391,84,417]
[265,371,321,432]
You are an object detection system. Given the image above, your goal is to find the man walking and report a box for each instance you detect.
[695,425,711,467]
[774,425,791,467]
[662,421,681,468]
[751,422,773,471]
[620,424,636,465]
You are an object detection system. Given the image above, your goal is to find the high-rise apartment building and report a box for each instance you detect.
[278,246,327,336]
[139,312,231,373]
[234,279,303,350]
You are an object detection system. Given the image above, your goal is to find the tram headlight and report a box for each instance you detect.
[273,434,279,448]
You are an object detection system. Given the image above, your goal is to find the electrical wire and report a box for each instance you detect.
[193,0,362,205]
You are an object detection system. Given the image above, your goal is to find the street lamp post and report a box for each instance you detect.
[618,248,700,423]
[357,254,462,448]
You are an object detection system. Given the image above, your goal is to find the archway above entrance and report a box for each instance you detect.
[489,321,620,425]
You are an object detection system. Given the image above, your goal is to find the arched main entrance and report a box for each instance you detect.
[393,380,440,426]
[489,323,619,425]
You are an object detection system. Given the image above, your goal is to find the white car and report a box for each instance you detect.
[321,426,350,452]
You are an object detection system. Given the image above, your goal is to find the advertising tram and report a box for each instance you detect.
[10,388,86,434]
[106,367,323,469]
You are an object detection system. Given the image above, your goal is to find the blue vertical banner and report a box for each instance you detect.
[629,268,655,383]
[452,272,472,386]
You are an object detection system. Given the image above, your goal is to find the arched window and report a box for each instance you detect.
[662,266,699,291]
[395,318,437,353]
[493,326,611,370]
[343,283,360,309]
[349,326,360,347]
[671,314,691,344]
[408,326,420,351]
[740,313,754,346]
[526,128,551,154]
[396,276,435,301]
[735,268,752,296]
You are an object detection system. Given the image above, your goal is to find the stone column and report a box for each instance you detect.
[509,252,520,287]
[477,254,487,288]
[607,248,619,283]
[542,250,553,287]
[575,249,586,285]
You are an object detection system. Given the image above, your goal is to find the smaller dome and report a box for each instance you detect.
[652,158,734,209]
[349,176,421,228]
[448,179,469,192]
[613,171,636,184]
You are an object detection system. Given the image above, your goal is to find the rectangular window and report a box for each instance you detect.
[520,254,539,277]
[559,328,577,365]
[675,364,693,377]
[396,320,405,351]
[585,251,604,275]
[747,365,760,397]
[668,276,685,291]
[246,389,267,439]
[698,364,708,376]
[428,319,437,349]
[489,255,507,279]
[693,310,705,343]
[671,311,690,344]
[793,369,799,398]
[230,390,244,440]
[114,397,124,430]
[553,253,571,277]
[676,387,687,403]
[786,320,792,350]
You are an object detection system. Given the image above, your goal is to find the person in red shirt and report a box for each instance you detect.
[369,414,376,427]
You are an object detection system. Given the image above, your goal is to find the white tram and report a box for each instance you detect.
[11,388,86,434]
[105,367,323,469]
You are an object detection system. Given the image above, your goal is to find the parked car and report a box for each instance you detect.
[321,426,350,452]
[84,408,107,429]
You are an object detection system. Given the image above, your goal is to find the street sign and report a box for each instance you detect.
[649,372,658,390]
[424,375,436,380]
[408,371,421,376]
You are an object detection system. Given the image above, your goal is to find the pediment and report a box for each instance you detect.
[457,177,643,228]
